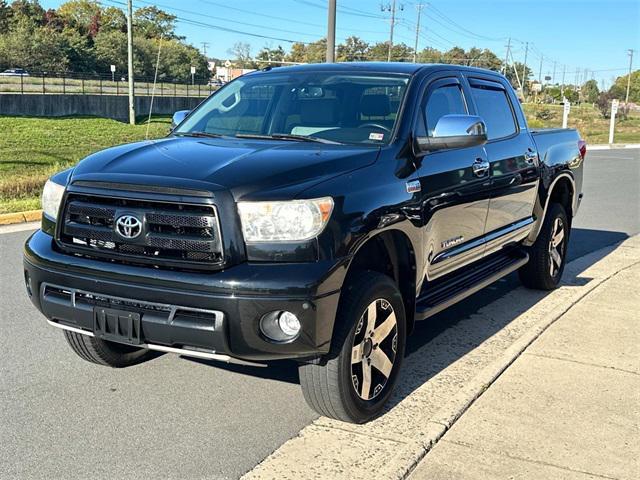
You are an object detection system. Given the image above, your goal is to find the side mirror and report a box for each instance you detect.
[415,114,488,153]
[171,110,190,130]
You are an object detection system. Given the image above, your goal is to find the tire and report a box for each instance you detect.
[299,271,406,423]
[63,331,156,368]
[519,203,570,290]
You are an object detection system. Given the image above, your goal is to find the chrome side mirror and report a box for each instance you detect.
[171,110,190,130]
[416,114,488,152]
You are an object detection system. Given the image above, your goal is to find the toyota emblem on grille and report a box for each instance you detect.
[115,214,142,239]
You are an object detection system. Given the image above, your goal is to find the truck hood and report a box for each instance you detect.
[71,136,380,200]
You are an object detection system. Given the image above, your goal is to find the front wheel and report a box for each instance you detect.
[299,272,406,423]
[519,203,569,290]
[63,331,157,367]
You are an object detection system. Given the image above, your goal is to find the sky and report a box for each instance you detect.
[40,0,640,88]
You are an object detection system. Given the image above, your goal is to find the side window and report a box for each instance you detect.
[423,85,467,136]
[470,84,517,140]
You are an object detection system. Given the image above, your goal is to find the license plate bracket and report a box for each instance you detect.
[94,307,142,346]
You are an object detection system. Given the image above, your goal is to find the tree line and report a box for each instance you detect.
[0,0,209,81]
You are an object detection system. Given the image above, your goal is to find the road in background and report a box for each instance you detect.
[1,149,638,479]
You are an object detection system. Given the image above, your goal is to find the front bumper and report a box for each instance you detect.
[24,230,344,361]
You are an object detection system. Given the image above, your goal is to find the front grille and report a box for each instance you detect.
[58,193,223,269]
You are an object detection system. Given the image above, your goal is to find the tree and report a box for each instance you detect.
[608,70,640,103]
[304,38,326,63]
[368,41,413,62]
[581,79,599,103]
[596,90,614,118]
[9,0,44,26]
[417,47,443,63]
[57,0,100,35]
[100,6,125,32]
[336,36,368,62]
[228,41,252,68]
[0,0,12,32]
[134,5,181,40]
[256,45,286,66]
[286,42,306,63]
[0,17,69,71]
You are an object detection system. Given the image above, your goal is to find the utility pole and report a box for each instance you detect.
[413,3,425,63]
[201,42,209,57]
[382,1,403,62]
[552,61,557,85]
[625,49,634,103]
[561,64,566,97]
[126,0,135,125]
[502,37,511,75]
[521,42,529,97]
[326,0,336,62]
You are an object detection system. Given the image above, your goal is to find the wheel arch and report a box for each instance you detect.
[342,229,418,333]
[525,172,576,246]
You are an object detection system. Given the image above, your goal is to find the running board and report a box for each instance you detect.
[415,249,529,320]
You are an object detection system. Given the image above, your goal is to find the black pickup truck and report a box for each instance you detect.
[24,63,585,423]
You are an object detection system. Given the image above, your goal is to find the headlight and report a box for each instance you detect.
[238,197,334,243]
[41,179,66,219]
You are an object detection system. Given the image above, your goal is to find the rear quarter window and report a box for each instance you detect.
[470,84,517,140]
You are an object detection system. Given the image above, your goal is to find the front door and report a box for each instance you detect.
[413,75,492,280]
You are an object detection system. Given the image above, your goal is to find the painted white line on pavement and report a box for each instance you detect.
[0,222,39,234]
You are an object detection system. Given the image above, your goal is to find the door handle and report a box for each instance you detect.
[472,158,490,177]
[524,148,538,164]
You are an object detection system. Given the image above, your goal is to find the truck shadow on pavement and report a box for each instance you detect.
[182,228,628,396]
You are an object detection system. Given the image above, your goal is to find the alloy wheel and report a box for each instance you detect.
[548,217,566,277]
[350,298,398,401]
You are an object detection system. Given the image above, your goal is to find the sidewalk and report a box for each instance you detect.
[410,263,639,480]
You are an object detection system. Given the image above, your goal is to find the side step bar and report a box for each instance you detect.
[415,249,529,320]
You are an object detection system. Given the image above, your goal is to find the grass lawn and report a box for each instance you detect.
[1,105,639,214]
[0,115,171,214]
[522,103,640,144]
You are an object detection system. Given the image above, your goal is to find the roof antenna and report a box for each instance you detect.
[146,34,164,140]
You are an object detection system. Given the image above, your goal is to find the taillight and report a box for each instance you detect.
[578,139,587,159]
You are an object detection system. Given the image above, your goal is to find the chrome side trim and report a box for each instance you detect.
[46,319,232,363]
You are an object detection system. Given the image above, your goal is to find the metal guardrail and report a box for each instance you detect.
[0,71,217,97]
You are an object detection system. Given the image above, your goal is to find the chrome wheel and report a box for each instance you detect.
[548,217,566,277]
[351,298,398,401]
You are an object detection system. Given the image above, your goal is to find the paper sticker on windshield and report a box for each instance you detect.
[369,132,385,141]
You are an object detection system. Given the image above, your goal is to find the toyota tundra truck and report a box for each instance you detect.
[23,63,585,423]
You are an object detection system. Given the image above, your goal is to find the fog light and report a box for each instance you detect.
[260,311,301,342]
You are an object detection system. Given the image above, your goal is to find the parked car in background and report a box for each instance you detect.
[0,68,30,76]
[24,63,586,423]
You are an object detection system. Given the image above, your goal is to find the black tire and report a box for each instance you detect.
[299,271,406,423]
[63,331,156,368]
[519,203,570,290]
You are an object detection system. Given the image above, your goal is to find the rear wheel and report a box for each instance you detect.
[299,272,406,423]
[63,331,156,367]
[519,203,569,290]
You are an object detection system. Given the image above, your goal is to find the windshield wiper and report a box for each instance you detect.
[174,131,224,139]
[235,133,340,144]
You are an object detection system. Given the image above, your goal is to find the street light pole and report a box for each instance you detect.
[326,0,336,63]
[126,0,135,125]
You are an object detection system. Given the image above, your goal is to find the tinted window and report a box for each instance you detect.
[424,85,467,136]
[175,72,410,145]
[470,85,516,139]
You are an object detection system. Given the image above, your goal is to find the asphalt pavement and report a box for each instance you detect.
[1,148,638,479]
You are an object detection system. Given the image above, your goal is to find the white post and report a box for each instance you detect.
[562,100,570,128]
[609,99,619,144]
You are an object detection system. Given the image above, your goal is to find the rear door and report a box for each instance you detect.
[465,76,539,256]
[413,73,492,280]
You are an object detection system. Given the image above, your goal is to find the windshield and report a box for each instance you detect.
[174,71,410,145]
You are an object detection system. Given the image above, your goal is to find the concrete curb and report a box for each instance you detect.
[0,210,41,225]
[588,143,640,150]
[242,236,640,480]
